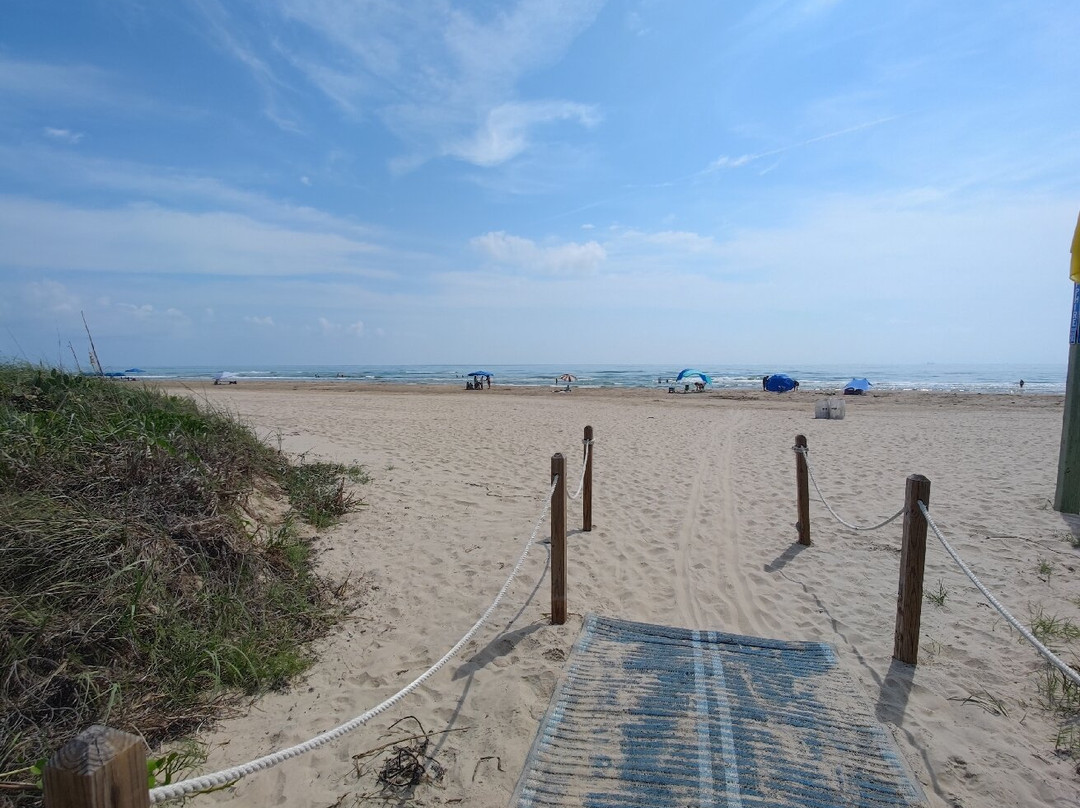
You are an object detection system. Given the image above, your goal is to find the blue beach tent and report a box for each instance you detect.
[468,370,492,378]
[843,378,871,395]
[764,374,796,393]
[675,368,713,384]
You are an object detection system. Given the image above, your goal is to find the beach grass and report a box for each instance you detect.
[0,364,366,803]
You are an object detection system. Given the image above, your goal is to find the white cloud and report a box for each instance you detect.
[317,317,365,337]
[710,154,754,169]
[449,101,600,166]
[471,231,606,275]
[43,128,84,144]
[24,280,79,313]
[116,303,188,322]
[245,315,275,326]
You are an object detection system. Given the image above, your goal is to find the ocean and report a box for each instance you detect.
[110,363,1065,394]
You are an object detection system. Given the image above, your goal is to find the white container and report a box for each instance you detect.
[815,397,846,420]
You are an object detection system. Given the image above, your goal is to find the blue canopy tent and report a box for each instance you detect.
[467,370,492,389]
[843,377,871,395]
[675,368,713,384]
[764,374,797,393]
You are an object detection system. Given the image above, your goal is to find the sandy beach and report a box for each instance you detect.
[154,382,1079,807]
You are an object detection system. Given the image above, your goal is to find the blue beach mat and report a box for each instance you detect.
[513,615,926,807]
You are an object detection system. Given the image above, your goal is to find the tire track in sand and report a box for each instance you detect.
[672,410,757,632]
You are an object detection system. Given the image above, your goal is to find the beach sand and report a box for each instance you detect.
[156,382,1079,807]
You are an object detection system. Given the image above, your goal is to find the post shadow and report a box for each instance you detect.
[764,541,808,573]
[875,657,915,726]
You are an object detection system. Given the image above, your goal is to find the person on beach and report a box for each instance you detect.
[1019,379,1025,389]
[793,380,800,390]
[762,376,769,390]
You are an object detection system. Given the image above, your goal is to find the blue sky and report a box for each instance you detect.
[1,0,1078,368]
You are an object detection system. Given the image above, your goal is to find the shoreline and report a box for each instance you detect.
[152,379,1066,410]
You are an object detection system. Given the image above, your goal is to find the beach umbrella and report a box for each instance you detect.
[764,374,796,393]
[843,378,871,395]
[468,370,492,377]
[558,374,577,382]
[124,368,145,373]
[675,368,713,384]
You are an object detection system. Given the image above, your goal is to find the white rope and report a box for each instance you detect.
[150,476,561,803]
[794,446,904,532]
[918,500,1080,688]
[566,439,593,501]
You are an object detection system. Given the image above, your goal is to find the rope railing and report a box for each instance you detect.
[148,476,560,802]
[918,500,1080,688]
[567,438,593,502]
[793,444,904,532]
[44,427,598,806]
[793,435,1080,684]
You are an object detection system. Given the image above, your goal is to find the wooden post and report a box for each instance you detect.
[551,453,567,625]
[43,725,149,808]
[795,434,811,546]
[582,426,593,532]
[893,474,931,665]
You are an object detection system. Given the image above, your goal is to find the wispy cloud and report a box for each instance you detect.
[0,57,121,107]
[318,317,365,337]
[709,116,899,172]
[116,303,188,322]
[0,196,391,278]
[450,101,601,166]
[23,280,80,314]
[43,128,84,144]
[256,0,606,167]
[0,144,385,240]
[471,231,606,275]
[188,0,301,130]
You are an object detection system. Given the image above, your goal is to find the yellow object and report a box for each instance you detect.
[1072,210,1080,283]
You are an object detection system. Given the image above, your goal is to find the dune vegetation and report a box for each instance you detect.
[0,364,366,803]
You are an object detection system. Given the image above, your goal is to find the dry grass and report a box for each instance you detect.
[0,364,367,805]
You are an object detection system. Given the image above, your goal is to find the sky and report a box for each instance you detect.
[1,0,1079,368]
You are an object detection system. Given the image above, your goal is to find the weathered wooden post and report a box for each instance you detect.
[893,474,931,664]
[582,426,593,532]
[551,453,566,625]
[795,434,811,546]
[43,725,149,808]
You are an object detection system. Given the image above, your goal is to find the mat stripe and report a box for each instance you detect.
[513,615,926,808]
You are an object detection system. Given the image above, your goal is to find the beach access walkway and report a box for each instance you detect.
[513,614,927,807]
